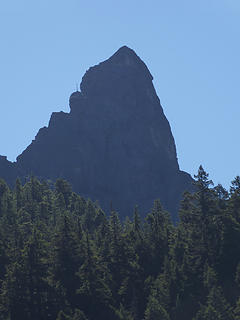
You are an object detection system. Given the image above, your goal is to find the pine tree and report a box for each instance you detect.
[194,286,233,320]
[76,231,113,319]
[144,295,170,320]
[51,214,80,310]
[145,199,172,276]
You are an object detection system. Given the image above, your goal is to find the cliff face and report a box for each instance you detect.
[1,46,193,221]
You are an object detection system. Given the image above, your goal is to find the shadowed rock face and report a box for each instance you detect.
[0,46,193,221]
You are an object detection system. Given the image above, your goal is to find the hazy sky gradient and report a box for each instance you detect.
[0,0,239,188]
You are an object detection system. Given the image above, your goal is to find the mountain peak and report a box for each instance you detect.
[80,46,153,96]
[113,45,135,53]
[1,47,193,222]
[106,46,153,78]
[108,45,139,62]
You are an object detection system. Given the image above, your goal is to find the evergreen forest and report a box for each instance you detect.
[1,166,240,319]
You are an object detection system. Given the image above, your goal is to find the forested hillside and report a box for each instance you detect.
[0,166,240,319]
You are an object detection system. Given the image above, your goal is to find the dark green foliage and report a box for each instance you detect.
[144,298,170,320]
[0,167,240,319]
[194,286,233,320]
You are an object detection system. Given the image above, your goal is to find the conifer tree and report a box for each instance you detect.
[194,286,233,320]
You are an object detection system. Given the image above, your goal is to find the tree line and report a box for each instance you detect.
[0,166,240,319]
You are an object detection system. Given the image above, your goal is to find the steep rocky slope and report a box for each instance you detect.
[0,46,193,221]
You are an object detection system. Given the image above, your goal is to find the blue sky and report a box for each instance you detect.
[0,0,239,188]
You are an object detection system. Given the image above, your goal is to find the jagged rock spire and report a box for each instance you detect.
[0,47,193,221]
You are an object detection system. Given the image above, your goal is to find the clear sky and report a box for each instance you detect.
[0,0,239,189]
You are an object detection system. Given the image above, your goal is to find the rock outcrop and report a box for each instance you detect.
[0,46,193,221]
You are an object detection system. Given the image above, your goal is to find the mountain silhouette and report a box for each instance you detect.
[0,46,193,221]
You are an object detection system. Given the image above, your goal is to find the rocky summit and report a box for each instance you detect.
[0,46,193,221]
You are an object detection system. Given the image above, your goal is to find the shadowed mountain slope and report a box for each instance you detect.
[0,46,193,221]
